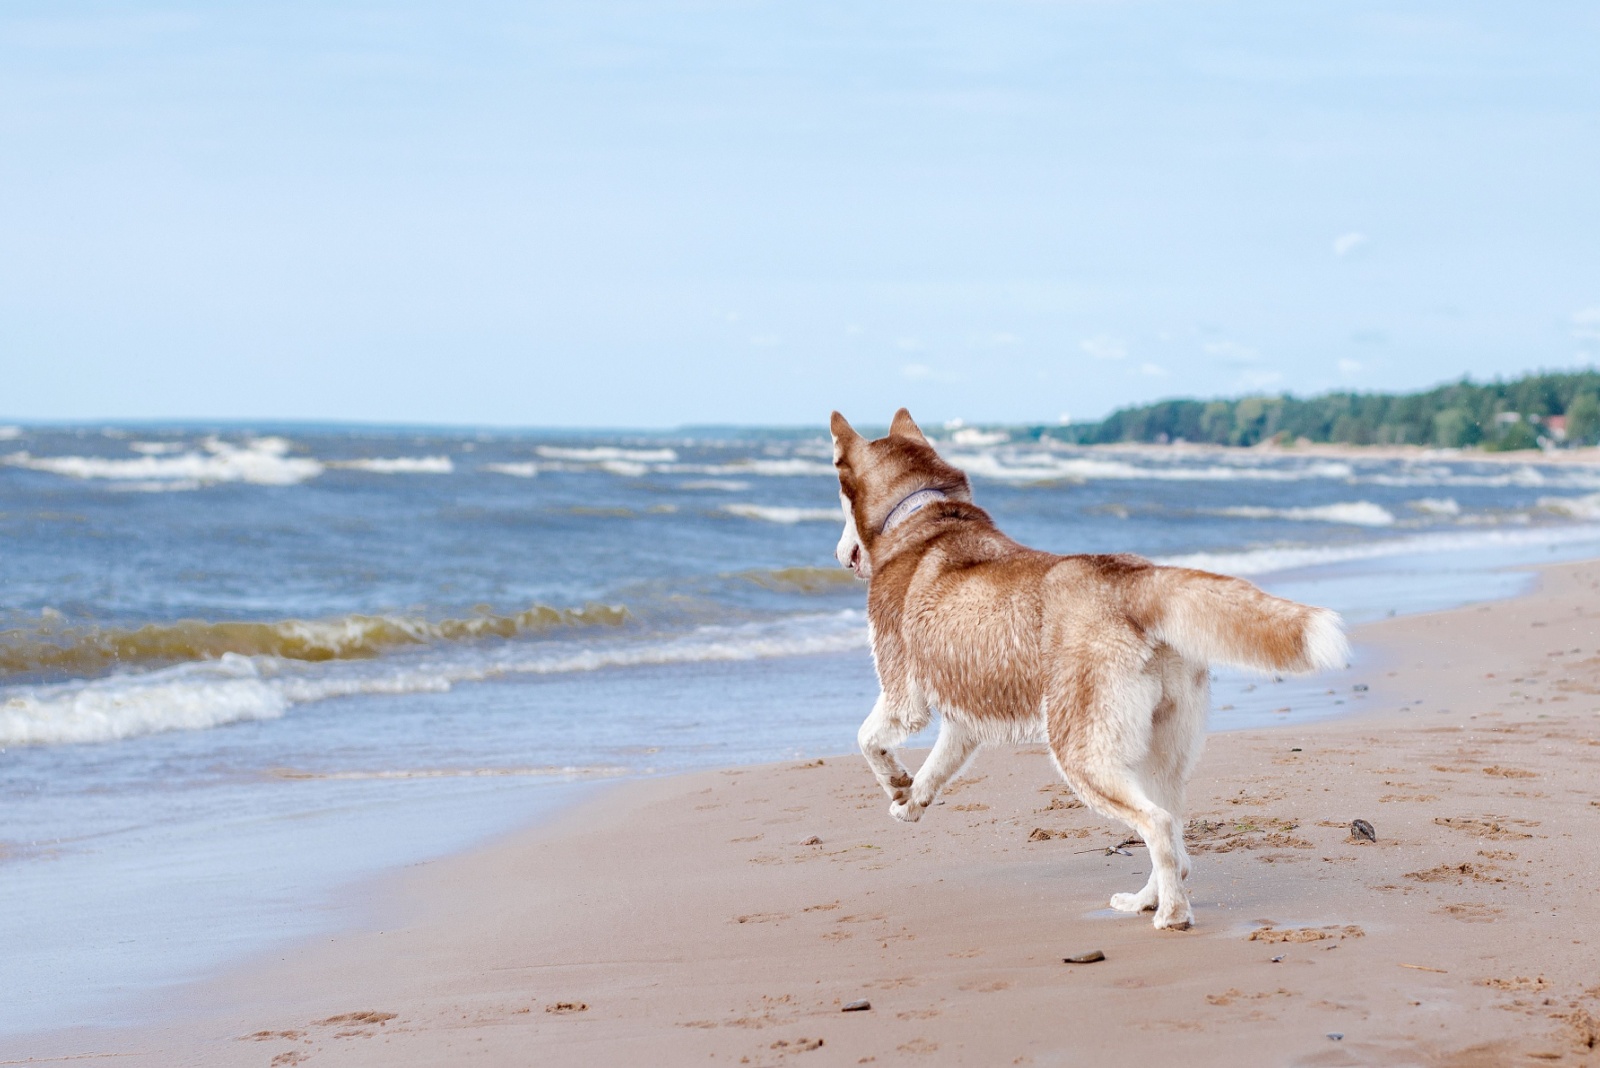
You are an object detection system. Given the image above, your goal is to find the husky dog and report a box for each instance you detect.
[830,409,1347,930]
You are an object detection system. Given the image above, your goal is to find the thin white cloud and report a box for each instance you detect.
[1338,358,1363,375]
[986,332,1022,346]
[1572,306,1600,343]
[1333,232,1368,256]
[896,337,924,352]
[1080,334,1127,361]
[1235,369,1283,391]
[902,363,960,383]
[1203,340,1258,365]
[1139,363,1168,378]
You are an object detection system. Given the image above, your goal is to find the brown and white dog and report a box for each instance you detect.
[830,408,1347,930]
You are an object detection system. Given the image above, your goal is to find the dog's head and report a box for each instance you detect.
[829,408,972,580]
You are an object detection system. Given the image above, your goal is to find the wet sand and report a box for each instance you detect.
[16,561,1600,1066]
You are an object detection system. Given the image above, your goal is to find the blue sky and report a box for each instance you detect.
[2,2,1597,427]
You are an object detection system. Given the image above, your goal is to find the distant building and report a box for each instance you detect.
[1544,415,1568,441]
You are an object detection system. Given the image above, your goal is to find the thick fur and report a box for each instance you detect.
[831,409,1349,930]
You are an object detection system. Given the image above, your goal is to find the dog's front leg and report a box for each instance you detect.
[857,693,922,806]
[891,717,979,823]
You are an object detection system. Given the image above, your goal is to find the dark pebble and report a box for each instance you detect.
[1351,819,1377,843]
[1063,950,1106,964]
[841,999,871,1012]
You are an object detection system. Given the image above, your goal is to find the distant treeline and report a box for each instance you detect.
[1049,370,1600,451]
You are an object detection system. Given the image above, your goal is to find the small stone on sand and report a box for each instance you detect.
[1063,950,1106,964]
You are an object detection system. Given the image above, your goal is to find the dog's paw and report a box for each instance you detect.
[1153,903,1194,931]
[1109,891,1156,914]
[889,799,924,823]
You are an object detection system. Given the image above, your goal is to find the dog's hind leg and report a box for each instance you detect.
[1141,651,1210,882]
[858,692,930,807]
[1048,657,1194,930]
[890,716,979,823]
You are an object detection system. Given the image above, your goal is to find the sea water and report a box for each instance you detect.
[5,424,1600,1034]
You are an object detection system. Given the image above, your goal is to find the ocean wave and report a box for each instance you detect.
[0,612,869,746]
[1214,502,1397,527]
[667,459,836,478]
[1537,492,1600,520]
[1157,524,1600,577]
[944,450,1357,484]
[535,446,679,463]
[1408,497,1462,516]
[737,566,858,592]
[722,504,841,524]
[483,462,540,478]
[329,456,454,474]
[0,604,629,680]
[0,426,21,441]
[0,655,292,746]
[680,479,751,491]
[4,437,322,486]
[1366,465,1600,490]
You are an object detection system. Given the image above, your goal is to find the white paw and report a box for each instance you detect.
[1109,891,1156,914]
[889,799,924,823]
[1153,904,1194,931]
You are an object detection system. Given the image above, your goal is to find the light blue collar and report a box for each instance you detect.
[881,488,947,534]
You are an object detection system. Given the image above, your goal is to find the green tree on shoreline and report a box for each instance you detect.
[1047,370,1600,451]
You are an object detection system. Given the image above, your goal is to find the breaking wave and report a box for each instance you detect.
[1157,524,1600,577]
[1214,501,1397,527]
[736,566,859,592]
[944,450,1357,484]
[1538,492,1600,520]
[329,456,454,474]
[0,604,629,680]
[722,504,840,524]
[5,437,321,486]
[0,611,868,746]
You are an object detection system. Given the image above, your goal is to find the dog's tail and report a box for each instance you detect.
[1149,568,1348,674]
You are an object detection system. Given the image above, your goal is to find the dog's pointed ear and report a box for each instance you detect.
[830,411,863,463]
[888,408,929,446]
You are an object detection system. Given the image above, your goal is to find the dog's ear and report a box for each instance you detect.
[830,411,863,463]
[888,408,929,446]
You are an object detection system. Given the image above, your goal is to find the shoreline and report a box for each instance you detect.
[15,559,1600,1065]
[1041,437,1600,467]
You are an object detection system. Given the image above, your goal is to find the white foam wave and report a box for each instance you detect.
[667,459,835,478]
[483,462,540,478]
[5,437,321,486]
[1158,524,1600,578]
[129,441,185,455]
[0,614,869,747]
[1538,492,1600,520]
[0,426,21,441]
[109,479,205,493]
[0,655,290,746]
[1215,502,1396,527]
[535,446,679,463]
[945,449,1357,484]
[680,479,751,491]
[948,428,1010,446]
[722,504,841,524]
[330,456,454,474]
[1408,497,1461,516]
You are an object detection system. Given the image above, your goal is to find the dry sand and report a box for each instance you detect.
[14,562,1600,1067]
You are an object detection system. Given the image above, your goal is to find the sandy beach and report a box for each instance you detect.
[15,560,1600,1067]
